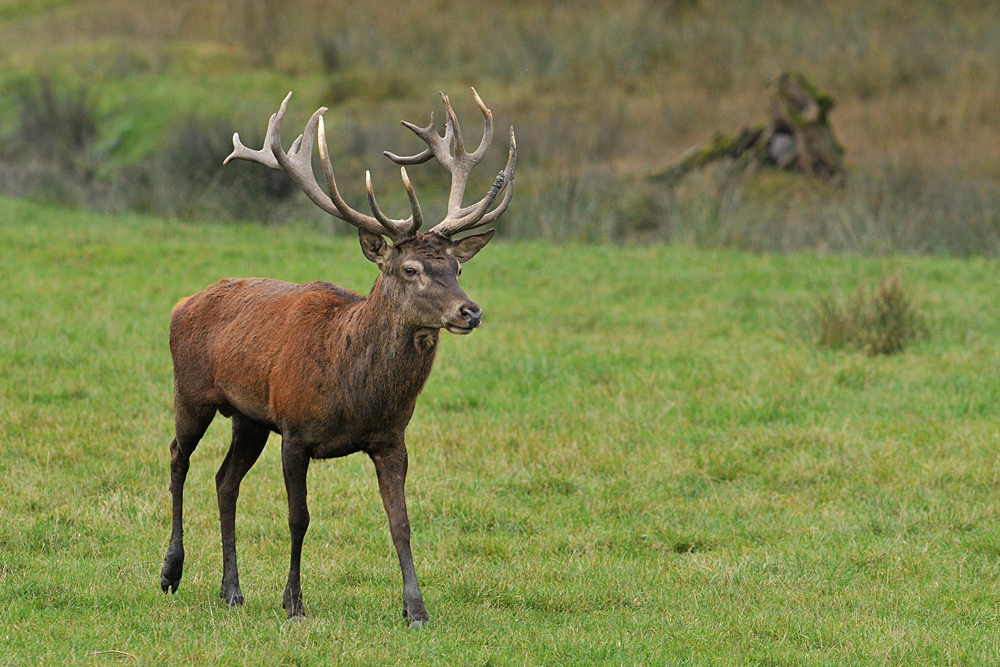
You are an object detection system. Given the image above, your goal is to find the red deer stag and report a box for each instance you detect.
[159,89,515,627]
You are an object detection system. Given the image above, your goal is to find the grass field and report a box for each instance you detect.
[2,196,1000,664]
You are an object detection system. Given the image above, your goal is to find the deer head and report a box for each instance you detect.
[224,89,516,334]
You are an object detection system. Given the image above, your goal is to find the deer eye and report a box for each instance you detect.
[403,267,417,277]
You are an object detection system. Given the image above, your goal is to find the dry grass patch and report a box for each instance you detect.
[814,275,926,355]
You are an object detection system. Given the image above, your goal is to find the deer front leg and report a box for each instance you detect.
[370,443,428,627]
[281,443,310,619]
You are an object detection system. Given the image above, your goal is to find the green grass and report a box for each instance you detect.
[2,196,1000,665]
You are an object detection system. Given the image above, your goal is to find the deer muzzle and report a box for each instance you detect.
[445,301,482,334]
[461,304,483,328]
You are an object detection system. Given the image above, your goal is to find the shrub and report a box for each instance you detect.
[0,78,103,205]
[148,115,298,222]
[9,77,99,171]
[814,276,926,356]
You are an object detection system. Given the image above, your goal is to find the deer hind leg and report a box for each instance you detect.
[160,401,216,594]
[216,413,270,606]
[280,441,311,618]
[370,442,428,627]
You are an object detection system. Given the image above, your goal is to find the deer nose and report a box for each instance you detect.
[460,304,483,328]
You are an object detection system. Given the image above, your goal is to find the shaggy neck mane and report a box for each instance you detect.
[324,273,439,423]
[366,272,440,353]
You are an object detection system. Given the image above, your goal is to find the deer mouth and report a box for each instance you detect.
[445,322,476,335]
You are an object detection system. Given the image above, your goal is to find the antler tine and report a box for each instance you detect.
[429,126,517,237]
[400,167,424,235]
[383,114,435,165]
[439,88,496,219]
[316,115,397,238]
[476,131,517,226]
[466,87,494,163]
[364,170,422,238]
[446,172,505,233]
[383,111,455,167]
[224,111,280,169]
[365,171,398,233]
[383,145,434,166]
[268,97,347,220]
[441,92,464,158]
[452,92,496,219]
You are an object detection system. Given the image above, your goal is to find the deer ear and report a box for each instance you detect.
[447,229,495,263]
[358,228,391,268]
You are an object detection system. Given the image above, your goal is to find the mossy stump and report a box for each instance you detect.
[650,73,845,185]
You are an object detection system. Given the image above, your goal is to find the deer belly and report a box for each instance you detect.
[217,387,274,425]
[212,366,274,425]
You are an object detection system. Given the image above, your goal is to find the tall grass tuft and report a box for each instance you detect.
[658,165,1000,255]
[814,275,925,355]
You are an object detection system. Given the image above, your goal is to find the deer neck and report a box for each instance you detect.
[363,273,438,350]
[331,275,437,417]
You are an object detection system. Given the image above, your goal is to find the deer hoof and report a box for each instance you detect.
[160,576,180,594]
[160,547,184,594]
[220,585,245,606]
[403,600,429,627]
[283,591,306,619]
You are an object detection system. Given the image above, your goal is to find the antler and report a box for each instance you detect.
[224,92,421,241]
[384,88,517,237]
[225,89,515,242]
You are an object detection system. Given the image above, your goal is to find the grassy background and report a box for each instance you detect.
[1,0,999,249]
[2,2,1000,664]
[2,196,1000,664]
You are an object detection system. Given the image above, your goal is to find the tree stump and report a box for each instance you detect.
[649,73,845,185]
